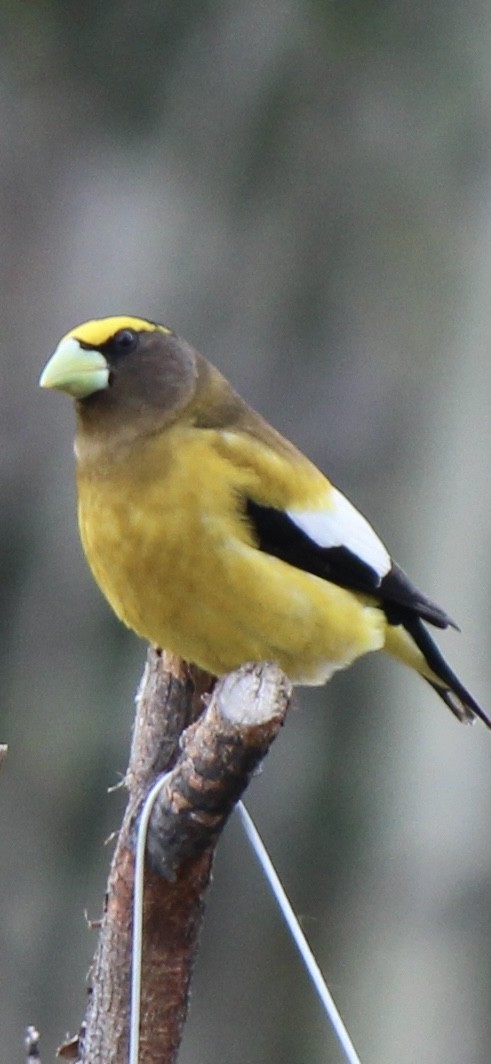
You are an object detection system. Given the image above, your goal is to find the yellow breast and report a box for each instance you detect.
[76,424,385,680]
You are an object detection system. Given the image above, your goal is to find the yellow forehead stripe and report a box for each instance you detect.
[64,316,172,348]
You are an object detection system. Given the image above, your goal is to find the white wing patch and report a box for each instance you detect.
[287,488,391,581]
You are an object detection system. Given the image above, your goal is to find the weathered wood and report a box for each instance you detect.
[70,651,290,1064]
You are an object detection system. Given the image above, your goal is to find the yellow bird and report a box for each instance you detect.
[40,316,489,727]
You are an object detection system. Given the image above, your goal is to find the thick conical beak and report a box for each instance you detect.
[39,337,110,399]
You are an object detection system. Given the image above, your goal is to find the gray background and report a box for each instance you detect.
[2,3,491,1062]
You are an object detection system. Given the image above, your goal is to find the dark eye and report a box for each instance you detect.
[111,328,138,355]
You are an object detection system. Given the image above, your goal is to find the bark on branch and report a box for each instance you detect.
[69,650,291,1064]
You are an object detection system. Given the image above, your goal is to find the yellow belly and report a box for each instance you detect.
[77,428,385,682]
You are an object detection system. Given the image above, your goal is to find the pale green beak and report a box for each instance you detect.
[39,337,110,399]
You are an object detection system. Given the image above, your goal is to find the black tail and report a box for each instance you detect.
[403,616,490,727]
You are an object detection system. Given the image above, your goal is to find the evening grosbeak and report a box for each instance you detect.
[40,316,489,727]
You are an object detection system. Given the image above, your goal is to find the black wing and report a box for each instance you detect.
[245,499,455,629]
[245,498,490,727]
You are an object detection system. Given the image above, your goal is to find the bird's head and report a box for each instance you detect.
[39,316,200,424]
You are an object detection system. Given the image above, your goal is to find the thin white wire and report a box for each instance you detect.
[129,781,363,1064]
[129,772,171,1064]
[237,801,363,1064]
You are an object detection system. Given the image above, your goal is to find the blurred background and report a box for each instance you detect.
[2,2,491,1061]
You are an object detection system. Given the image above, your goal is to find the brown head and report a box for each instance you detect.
[40,316,203,430]
[40,314,253,445]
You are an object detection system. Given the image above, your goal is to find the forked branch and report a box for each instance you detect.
[68,650,290,1064]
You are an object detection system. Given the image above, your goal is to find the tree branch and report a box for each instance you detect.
[71,650,291,1064]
